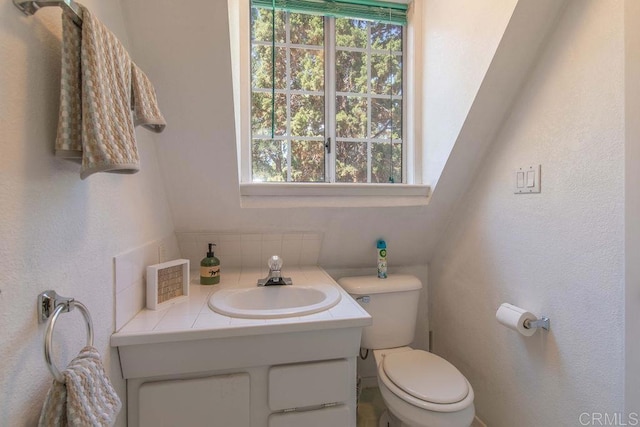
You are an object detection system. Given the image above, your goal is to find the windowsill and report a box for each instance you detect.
[239,183,431,208]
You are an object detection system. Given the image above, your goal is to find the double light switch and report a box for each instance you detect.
[514,165,541,194]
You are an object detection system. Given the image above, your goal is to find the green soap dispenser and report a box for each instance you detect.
[200,243,220,285]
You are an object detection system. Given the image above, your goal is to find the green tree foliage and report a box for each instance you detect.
[251,8,402,183]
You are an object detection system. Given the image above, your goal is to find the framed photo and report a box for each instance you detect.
[146,259,190,310]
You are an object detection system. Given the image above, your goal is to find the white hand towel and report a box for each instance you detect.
[38,346,122,427]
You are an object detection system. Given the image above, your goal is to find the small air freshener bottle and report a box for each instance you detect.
[377,239,387,279]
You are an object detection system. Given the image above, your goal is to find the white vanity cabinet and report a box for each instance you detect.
[123,333,360,426]
[130,357,354,427]
[112,266,371,427]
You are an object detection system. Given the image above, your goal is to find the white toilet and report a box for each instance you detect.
[338,275,475,427]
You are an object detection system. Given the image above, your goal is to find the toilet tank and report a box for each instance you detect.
[338,275,422,350]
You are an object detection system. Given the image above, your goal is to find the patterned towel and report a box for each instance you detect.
[38,346,122,427]
[55,8,83,158]
[55,5,166,179]
[132,63,166,133]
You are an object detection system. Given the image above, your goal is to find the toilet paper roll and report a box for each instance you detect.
[496,303,537,337]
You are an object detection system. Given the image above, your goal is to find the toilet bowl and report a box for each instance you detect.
[374,347,474,427]
[337,275,475,427]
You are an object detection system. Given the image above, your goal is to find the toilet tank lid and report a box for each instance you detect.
[337,275,422,294]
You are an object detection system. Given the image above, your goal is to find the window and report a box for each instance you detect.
[249,0,406,184]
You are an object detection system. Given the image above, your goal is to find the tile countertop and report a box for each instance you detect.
[110,266,372,347]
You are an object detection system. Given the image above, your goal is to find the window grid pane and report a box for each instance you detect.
[251,139,288,182]
[292,140,326,182]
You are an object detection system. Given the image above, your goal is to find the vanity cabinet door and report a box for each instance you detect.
[138,373,250,427]
[268,359,350,410]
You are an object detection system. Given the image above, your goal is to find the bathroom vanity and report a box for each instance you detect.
[111,267,371,427]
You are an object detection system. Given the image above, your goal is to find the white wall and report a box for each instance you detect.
[0,0,531,421]
[0,1,175,424]
[625,0,640,416]
[421,0,567,261]
[429,1,624,425]
[421,0,517,188]
[119,0,424,269]
[119,0,521,270]
[3,0,630,423]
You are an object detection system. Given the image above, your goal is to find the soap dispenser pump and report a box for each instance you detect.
[200,243,220,285]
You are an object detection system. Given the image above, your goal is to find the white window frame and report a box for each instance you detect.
[229,0,429,207]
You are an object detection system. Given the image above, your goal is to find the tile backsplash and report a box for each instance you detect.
[114,232,323,332]
[176,232,323,270]
[113,234,180,331]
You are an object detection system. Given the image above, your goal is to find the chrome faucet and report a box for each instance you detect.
[257,255,293,286]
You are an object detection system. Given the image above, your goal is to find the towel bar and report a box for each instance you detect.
[38,290,94,383]
[13,0,82,26]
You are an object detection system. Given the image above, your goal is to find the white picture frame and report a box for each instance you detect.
[146,259,190,310]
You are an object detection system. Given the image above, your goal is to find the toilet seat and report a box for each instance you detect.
[383,350,469,404]
[378,349,474,413]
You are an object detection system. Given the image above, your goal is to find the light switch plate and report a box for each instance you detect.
[514,165,541,194]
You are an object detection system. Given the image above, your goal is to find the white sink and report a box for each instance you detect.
[208,284,342,319]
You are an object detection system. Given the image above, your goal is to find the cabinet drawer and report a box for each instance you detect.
[268,359,350,411]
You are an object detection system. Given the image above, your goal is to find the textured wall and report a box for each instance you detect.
[625,0,640,415]
[0,1,175,424]
[429,1,624,426]
[421,0,517,188]
[118,0,518,269]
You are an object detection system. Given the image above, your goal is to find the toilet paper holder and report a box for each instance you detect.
[523,317,550,331]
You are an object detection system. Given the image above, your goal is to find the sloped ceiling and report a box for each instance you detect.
[120,0,566,267]
[422,0,567,259]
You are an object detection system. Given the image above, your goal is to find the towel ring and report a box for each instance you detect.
[38,290,94,383]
